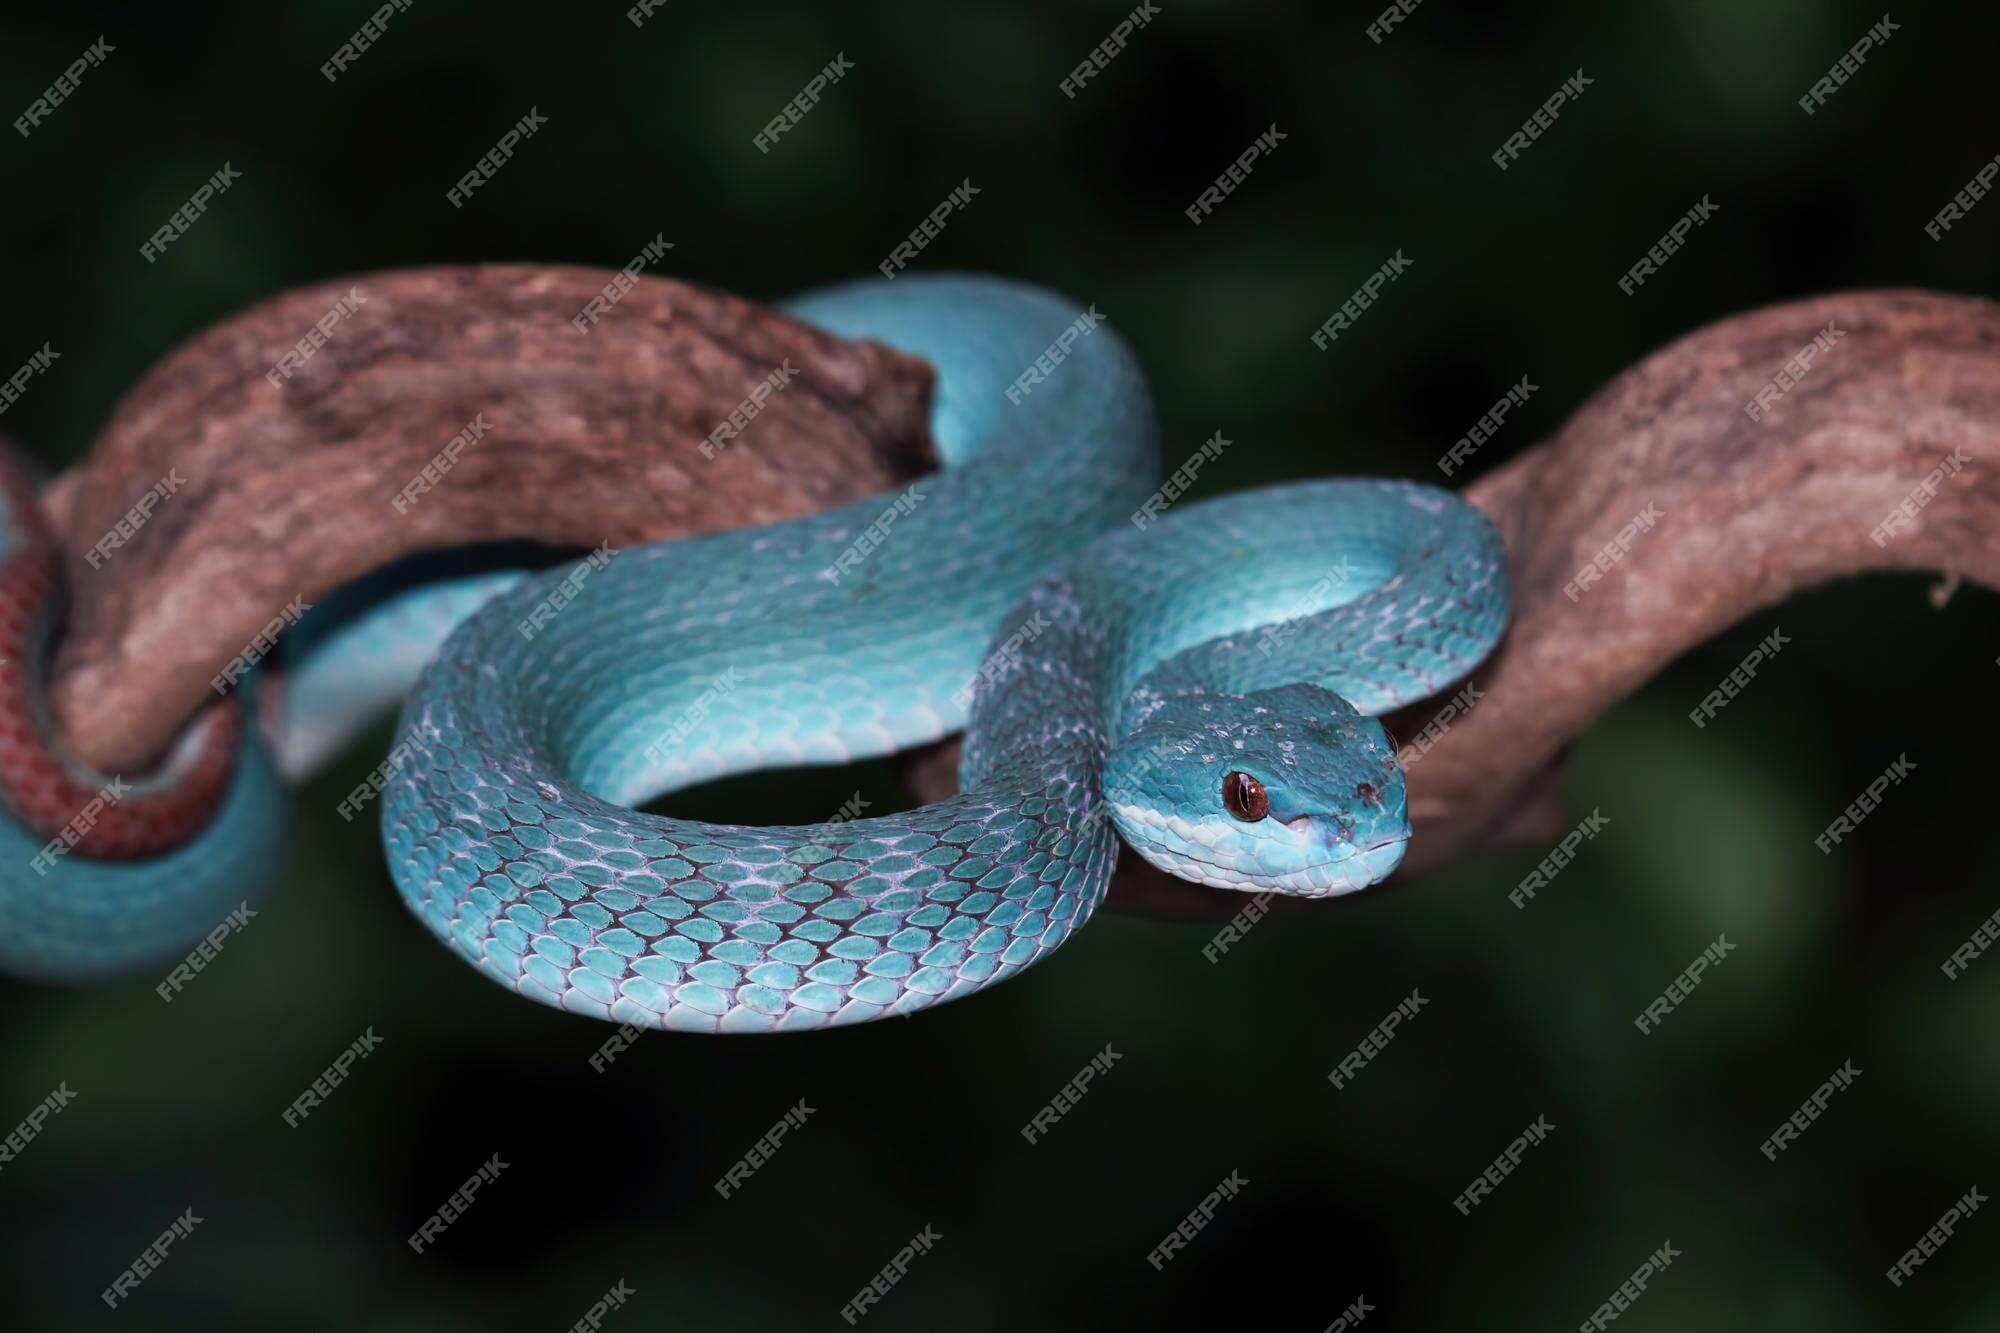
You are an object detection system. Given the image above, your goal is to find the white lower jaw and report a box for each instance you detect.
[1108,800,1409,896]
[1123,836,1409,898]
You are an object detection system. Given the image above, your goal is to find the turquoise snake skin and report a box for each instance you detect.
[0,275,1509,1029]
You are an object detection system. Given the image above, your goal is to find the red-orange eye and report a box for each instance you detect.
[1222,772,1268,821]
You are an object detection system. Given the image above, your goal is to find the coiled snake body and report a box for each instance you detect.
[0,276,1508,1030]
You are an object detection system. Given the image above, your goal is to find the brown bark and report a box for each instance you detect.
[45,265,937,773]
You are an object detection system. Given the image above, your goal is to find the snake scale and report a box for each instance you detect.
[0,276,1509,1031]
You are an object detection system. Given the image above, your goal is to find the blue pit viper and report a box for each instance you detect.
[0,275,1510,1031]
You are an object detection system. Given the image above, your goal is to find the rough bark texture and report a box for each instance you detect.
[1404,289,1999,868]
[46,265,937,772]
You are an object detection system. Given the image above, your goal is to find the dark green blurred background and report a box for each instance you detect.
[3,1,1997,1329]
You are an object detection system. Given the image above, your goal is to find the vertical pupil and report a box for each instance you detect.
[1224,772,1265,820]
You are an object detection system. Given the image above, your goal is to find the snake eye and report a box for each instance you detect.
[1354,782,1378,802]
[1221,771,1268,822]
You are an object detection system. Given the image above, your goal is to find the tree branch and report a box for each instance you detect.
[1412,288,1999,870]
[44,265,937,773]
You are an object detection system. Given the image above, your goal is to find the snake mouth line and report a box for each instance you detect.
[1159,835,1410,886]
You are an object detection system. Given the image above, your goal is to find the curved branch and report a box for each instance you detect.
[1412,288,1999,870]
[44,265,937,773]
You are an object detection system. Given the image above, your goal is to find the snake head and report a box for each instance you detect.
[1102,683,1408,897]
